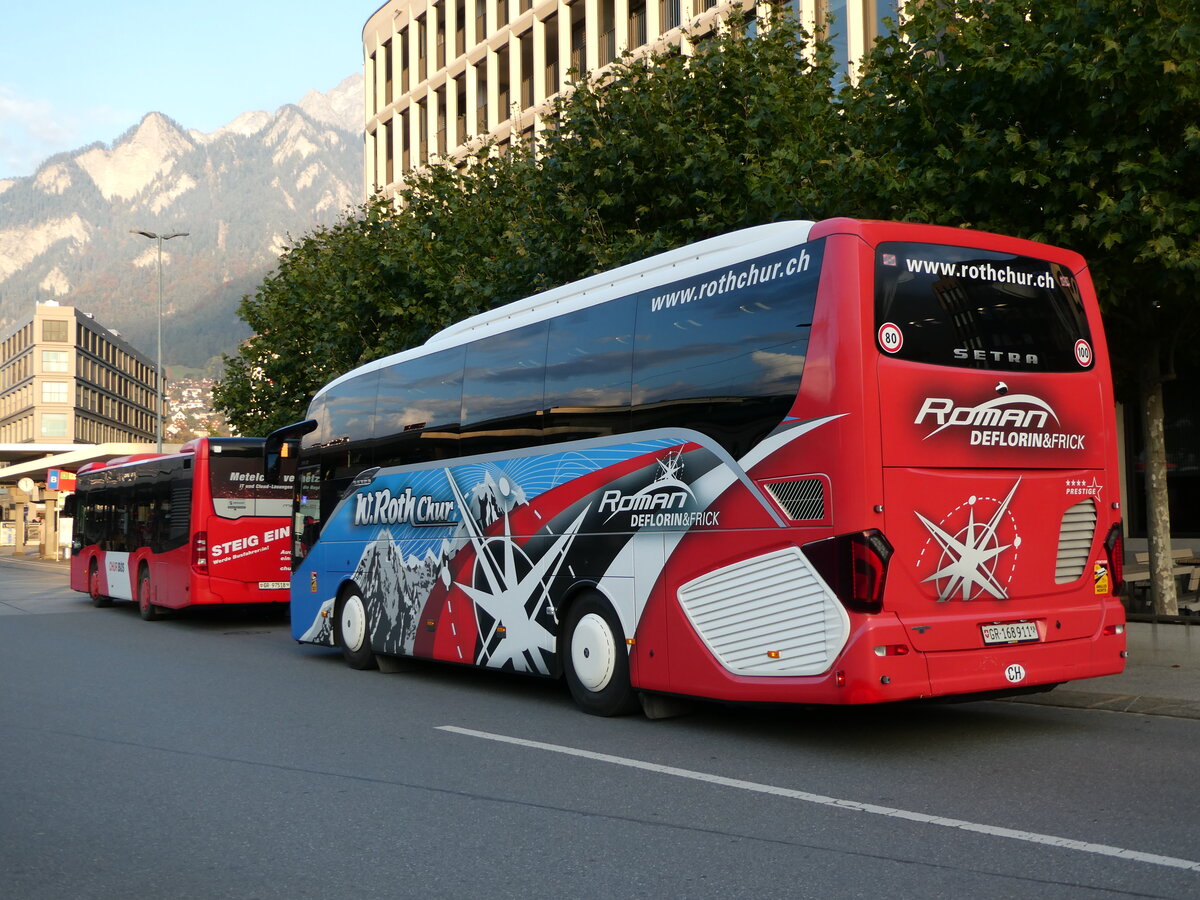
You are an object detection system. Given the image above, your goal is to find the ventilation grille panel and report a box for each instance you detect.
[764,478,826,521]
[1055,498,1098,583]
[677,547,849,677]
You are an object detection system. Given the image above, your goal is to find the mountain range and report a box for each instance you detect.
[0,74,364,371]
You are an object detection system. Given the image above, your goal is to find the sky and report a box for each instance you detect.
[0,1,372,179]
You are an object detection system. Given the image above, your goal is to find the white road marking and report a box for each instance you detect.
[438,725,1200,873]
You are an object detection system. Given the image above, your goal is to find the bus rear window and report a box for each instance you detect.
[209,448,293,519]
[874,242,1093,371]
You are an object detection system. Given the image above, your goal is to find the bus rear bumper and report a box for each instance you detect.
[653,611,1127,706]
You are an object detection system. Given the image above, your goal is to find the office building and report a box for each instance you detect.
[0,302,158,445]
[363,0,901,194]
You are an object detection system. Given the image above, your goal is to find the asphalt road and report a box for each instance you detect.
[2,557,1198,899]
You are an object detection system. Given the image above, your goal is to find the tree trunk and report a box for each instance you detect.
[1138,345,1178,616]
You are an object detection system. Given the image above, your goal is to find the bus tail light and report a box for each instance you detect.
[802,530,893,614]
[193,531,209,572]
[801,532,897,619]
[1103,522,1124,594]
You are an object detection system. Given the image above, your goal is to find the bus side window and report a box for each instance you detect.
[631,243,820,457]
[375,345,466,467]
[460,322,549,456]
[545,296,634,442]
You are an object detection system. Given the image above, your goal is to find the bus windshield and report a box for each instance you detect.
[874,241,1093,371]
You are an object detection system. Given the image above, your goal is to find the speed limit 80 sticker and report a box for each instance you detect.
[878,322,904,354]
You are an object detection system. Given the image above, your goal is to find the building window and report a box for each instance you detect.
[544,14,560,95]
[42,319,68,342]
[384,118,394,185]
[660,0,681,33]
[41,412,68,437]
[42,350,69,373]
[400,27,411,93]
[418,15,428,80]
[41,381,68,403]
[383,39,394,105]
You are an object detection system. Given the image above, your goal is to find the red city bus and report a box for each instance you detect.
[273,218,1126,715]
[67,437,292,620]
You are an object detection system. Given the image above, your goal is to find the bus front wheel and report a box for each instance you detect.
[88,560,112,608]
[138,568,160,621]
[564,594,638,716]
[336,587,377,670]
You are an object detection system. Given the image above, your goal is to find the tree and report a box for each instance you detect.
[847,0,1200,613]
[215,14,846,433]
[536,10,846,269]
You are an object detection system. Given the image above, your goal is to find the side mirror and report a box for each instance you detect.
[264,420,317,484]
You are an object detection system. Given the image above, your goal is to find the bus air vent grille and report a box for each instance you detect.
[677,546,850,677]
[764,478,825,521]
[1055,498,1098,584]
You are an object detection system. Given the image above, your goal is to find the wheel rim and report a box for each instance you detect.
[89,566,100,599]
[139,576,150,611]
[571,612,617,693]
[340,595,367,653]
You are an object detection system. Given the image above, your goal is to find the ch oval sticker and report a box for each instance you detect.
[1004,663,1027,684]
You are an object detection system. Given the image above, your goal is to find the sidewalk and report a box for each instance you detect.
[1007,622,1200,719]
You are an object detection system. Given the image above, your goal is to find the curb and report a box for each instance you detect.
[1005,690,1200,720]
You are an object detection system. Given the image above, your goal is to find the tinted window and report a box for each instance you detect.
[325,370,379,443]
[874,242,1093,371]
[632,241,822,457]
[375,345,465,466]
[460,321,548,455]
[544,296,634,442]
[208,443,292,519]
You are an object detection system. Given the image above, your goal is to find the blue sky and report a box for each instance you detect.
[0,1,370,178]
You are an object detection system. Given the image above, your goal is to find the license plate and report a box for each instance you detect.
[258,581,289,590]
[981,621,1039,644]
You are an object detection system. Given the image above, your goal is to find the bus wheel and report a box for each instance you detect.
[336,587,377,670]
[564,594,638,716]
[137,569,160,622]
[88,561,112,608]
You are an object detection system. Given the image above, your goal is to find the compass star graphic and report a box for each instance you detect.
[915,480,1022,602]
[446,472,587,674]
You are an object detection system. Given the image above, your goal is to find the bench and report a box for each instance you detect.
[1126,551,1200,609]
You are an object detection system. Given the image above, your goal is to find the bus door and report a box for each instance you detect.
[871,240,1118,655]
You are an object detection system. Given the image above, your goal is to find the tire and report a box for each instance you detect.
[563,593,638,716]
[88,560,112,608]
[138,568,161,621]
[336,587,377,670]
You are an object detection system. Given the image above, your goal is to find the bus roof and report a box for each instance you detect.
[315,219,816,403]
[75,437,266,476]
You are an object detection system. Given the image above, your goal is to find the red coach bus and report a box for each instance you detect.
[271,218,1126,715]
[67,437,292,620]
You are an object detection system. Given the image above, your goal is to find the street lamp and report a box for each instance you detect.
[130,229,188,452]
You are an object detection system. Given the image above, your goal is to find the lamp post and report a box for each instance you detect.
[130,229,188,452]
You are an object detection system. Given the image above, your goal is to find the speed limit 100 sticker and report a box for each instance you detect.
[878,322,904,354]
[1074,339,1093,367]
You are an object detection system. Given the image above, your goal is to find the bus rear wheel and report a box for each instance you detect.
[88,560,111,608]
[138,568,161,621]
[336,587,377,670]
[564,593,638,716]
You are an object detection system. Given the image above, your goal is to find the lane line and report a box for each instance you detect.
[438,725,1200,874]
